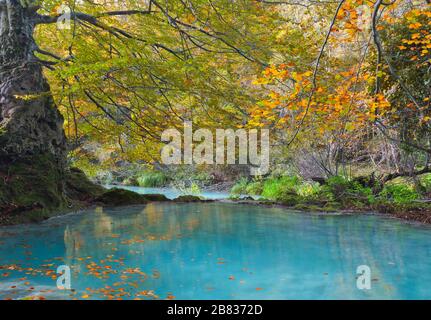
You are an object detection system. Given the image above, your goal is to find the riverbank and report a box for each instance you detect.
[1,165,430,227]
[2,188,431,226]
[219,199,431,225]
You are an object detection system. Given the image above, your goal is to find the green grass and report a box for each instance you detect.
[379,184,419,204]
[295,181,322,200]
[419,173,431,193]
[230,172,429,211]
[261,176,300,201]
[245,180,264,196]
[230,178,249,195]
[137,171,169,187]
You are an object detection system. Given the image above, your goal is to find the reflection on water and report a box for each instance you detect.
[0,203,431,300]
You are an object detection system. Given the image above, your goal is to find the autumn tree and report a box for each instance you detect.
[249,0,430,179]
[0,0,282,216]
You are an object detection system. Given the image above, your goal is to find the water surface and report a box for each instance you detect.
[0,203,430,300]
[105,185,230,200]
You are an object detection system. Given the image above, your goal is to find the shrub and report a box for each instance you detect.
[246,180,264,195]
[323,176,375,207]
[231,178,249,195]
[420,173,431,193]
[295,182,322,200]
[137,171,168,187]
[188,183,202,195]
[261,176,300,201]
[379,184,419,204]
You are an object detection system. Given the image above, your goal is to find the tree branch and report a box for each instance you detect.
[286,0,346,147]
[372,0,422,111]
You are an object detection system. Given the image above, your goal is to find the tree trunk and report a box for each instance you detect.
[0,1,72,223]
[0,0,67,164]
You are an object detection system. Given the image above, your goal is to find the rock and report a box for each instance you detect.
[96,189,150,206]
[240,196,255,201]
[65,167,105,202]
[0,154,68,224]
[143,194,170,202]
[173,195,204,202]
[96,189,171,206]
[121,177,139,186]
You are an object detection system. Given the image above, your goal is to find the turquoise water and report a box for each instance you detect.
[105,185,230,200]
[1,203,430,300]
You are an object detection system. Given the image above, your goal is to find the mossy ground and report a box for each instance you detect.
[0,155,178,225]
[0,155,206,226]
[0,154,105,225]
[95,189,170,206]
[1,155,61,224]
[173,195,206,203]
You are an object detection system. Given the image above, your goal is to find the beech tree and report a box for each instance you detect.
[0,0,281,217]
[0,0,270,162]
[0,0,429,220]
[0,0,67,163]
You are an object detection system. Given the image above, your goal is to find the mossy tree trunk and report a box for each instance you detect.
[0,1,73,222]
[0,0,67,162]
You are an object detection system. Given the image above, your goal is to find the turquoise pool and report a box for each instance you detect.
[0,203,430,300]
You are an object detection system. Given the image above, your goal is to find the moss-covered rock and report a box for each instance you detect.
[143,194,170,202]
[95,189,170,206]
[0,155,173,225]
[0,154,66,224]
[95,189,150,206]
[173,195,205,202]
[0,155,108,225]
[65,167,105,202]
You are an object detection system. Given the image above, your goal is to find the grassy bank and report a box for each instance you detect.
[229,174,431,222]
